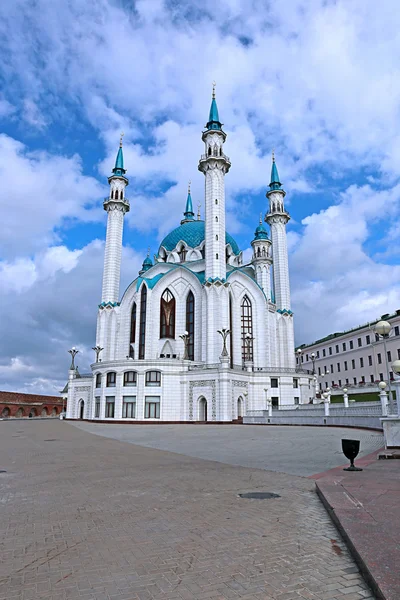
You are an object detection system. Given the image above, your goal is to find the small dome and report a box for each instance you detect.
[141,255,153,272]
[253,223,269,241]
[159,220,240,256]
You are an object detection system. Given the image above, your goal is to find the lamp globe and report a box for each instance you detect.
[391,359,400,375]
[375,320,392,336]
[378,381,387,390]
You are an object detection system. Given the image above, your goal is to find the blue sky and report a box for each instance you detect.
[1,0,400,394]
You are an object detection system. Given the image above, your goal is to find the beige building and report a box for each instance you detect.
[297,310,400,394]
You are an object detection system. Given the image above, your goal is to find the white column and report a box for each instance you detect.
[269,217,291,310]
[101,205,126,304]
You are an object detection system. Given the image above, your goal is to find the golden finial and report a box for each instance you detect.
[147,246,150,257]
[120,132,124,147]
[197,203,201,220]
[259,212,262,225]
[188,180,191,194]
[272,148,275,162]
[212,81,216,99]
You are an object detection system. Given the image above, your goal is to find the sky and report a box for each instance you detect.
[1,0,400,395]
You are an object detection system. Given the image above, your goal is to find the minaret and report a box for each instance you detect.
[198,84,231,281]
[101,135,130,305]
[181,182,195,224]
[265,153,291,310]
[251,215,272,300]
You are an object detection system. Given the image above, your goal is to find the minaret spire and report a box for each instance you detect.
[206,82,222,131]
[100,138,130,306]
[181,181,195,223]
[265,153,291,308]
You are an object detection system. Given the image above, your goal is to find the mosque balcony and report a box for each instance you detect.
[188,363,312,375]
[199,152,231,163]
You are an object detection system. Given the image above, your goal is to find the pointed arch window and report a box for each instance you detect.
[139,285,147,359]
[186,291,195,361]
[129,302,136,357]
[160,289,175,339]
[178,247,187,262]
[241,295,253,362]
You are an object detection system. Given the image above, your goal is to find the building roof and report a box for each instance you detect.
[159,220,240,255]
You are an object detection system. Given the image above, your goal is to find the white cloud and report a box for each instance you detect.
[1,0,400,389]
[0,134,104,258]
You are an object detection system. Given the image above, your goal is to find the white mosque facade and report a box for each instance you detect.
[66,92,313,422]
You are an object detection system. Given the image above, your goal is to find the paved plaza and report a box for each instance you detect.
[73,423,384,477]
[0,420,376,600]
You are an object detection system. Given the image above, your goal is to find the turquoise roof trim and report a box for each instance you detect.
[159,220,240,255]
[135,266,206,292]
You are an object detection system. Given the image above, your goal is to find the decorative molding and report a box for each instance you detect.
[99,301,120,309]
[189,380,216,421]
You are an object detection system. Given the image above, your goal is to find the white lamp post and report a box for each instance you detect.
[343,388,349,408]
[378,381,388,417]
[391,359,400,416]
[374,320,393,411]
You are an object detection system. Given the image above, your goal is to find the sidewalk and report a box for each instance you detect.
[315,457,400,600]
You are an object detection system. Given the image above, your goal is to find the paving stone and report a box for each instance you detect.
[0,421,376,600]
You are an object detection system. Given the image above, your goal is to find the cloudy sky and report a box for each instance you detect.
[1,0,400,395]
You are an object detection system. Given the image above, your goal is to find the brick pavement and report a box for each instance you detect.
[0,421,375,600]
[316,459,400,600]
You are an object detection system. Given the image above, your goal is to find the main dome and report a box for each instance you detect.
[159,220,240,256]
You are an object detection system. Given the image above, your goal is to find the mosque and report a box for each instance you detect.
[65,90,313,422]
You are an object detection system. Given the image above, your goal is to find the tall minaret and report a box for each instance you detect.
[101,135,130,304]
[265,153,291,311]
[251,216,272,300]
[198,84,231,281]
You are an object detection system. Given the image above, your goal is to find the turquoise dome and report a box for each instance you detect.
[159,220,240,256]
[253,223,269,241]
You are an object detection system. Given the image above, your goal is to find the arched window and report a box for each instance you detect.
[160,289,175,339]
[208,146,211,156]
[95,373,101,388]
[120,189,123,198]
[124,371,137,386]
[145,371,161,386]
[139,285,147,359]
[111,190,114,199]
[186,291,195,361]
[241,295,253,362]
[178,247,187,262]
[216,234,218,241]
[115,189,119,200]
[130,302,136,357]
[215,216,218,222]
[215,199,218,204]
[106,372,116,387]
[219,147,222,156]
[216,253,218,260]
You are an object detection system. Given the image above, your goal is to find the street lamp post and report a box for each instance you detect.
[310,352,316,374]
[68,347,79,370]
[179,331,190,360]
[374,320,393,412]
[378,381,388,417]
[217,328,231,358]
[296,348,302,372]
[391,359,400,416]
[92,345,104,363]
[343,387,349,408]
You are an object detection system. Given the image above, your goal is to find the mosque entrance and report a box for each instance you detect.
[79,401,85,420]
[199,397,208,422]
